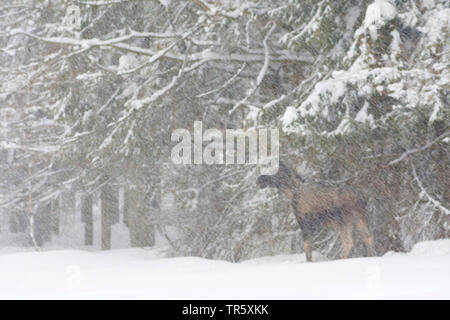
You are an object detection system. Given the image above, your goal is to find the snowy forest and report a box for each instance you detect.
[0,0,448,264]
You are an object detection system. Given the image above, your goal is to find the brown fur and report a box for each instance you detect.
[257,162,375,262]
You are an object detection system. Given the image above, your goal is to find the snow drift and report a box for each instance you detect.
[0,239,448,299]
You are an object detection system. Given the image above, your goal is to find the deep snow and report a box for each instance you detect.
[0,239,449,299]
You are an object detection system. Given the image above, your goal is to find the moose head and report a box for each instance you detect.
[257,161,302,190]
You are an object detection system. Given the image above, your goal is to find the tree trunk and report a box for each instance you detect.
[61,191,76,216]
[123,188,130,228]
[125,187,154,247]
[81,194,93,246]
[100,183,119,250]
[50,198,60,235]
[28,164,39,250]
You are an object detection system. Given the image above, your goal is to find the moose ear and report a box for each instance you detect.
[279,160,292,174]
[257,175,268,188]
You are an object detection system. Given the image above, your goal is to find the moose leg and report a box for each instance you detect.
[297,217,314,262]
[354,215,375,257]
[339,224,354,259]
[301,225,313,262]
[303,237,313,262]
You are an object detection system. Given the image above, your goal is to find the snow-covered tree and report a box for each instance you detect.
[0,0,448,260]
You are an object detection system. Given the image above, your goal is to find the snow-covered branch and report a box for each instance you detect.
[411,163,450,215]
[389,131,450,166]
[229,23,276,115]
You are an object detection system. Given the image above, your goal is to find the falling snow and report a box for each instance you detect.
[0,0,448,299]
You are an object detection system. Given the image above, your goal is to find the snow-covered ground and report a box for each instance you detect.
[0,239,449,299]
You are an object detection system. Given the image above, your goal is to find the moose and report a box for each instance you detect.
[257,161,375,262]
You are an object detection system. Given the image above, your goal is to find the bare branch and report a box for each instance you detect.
[388,130,450,166]
[411,163,450,215]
